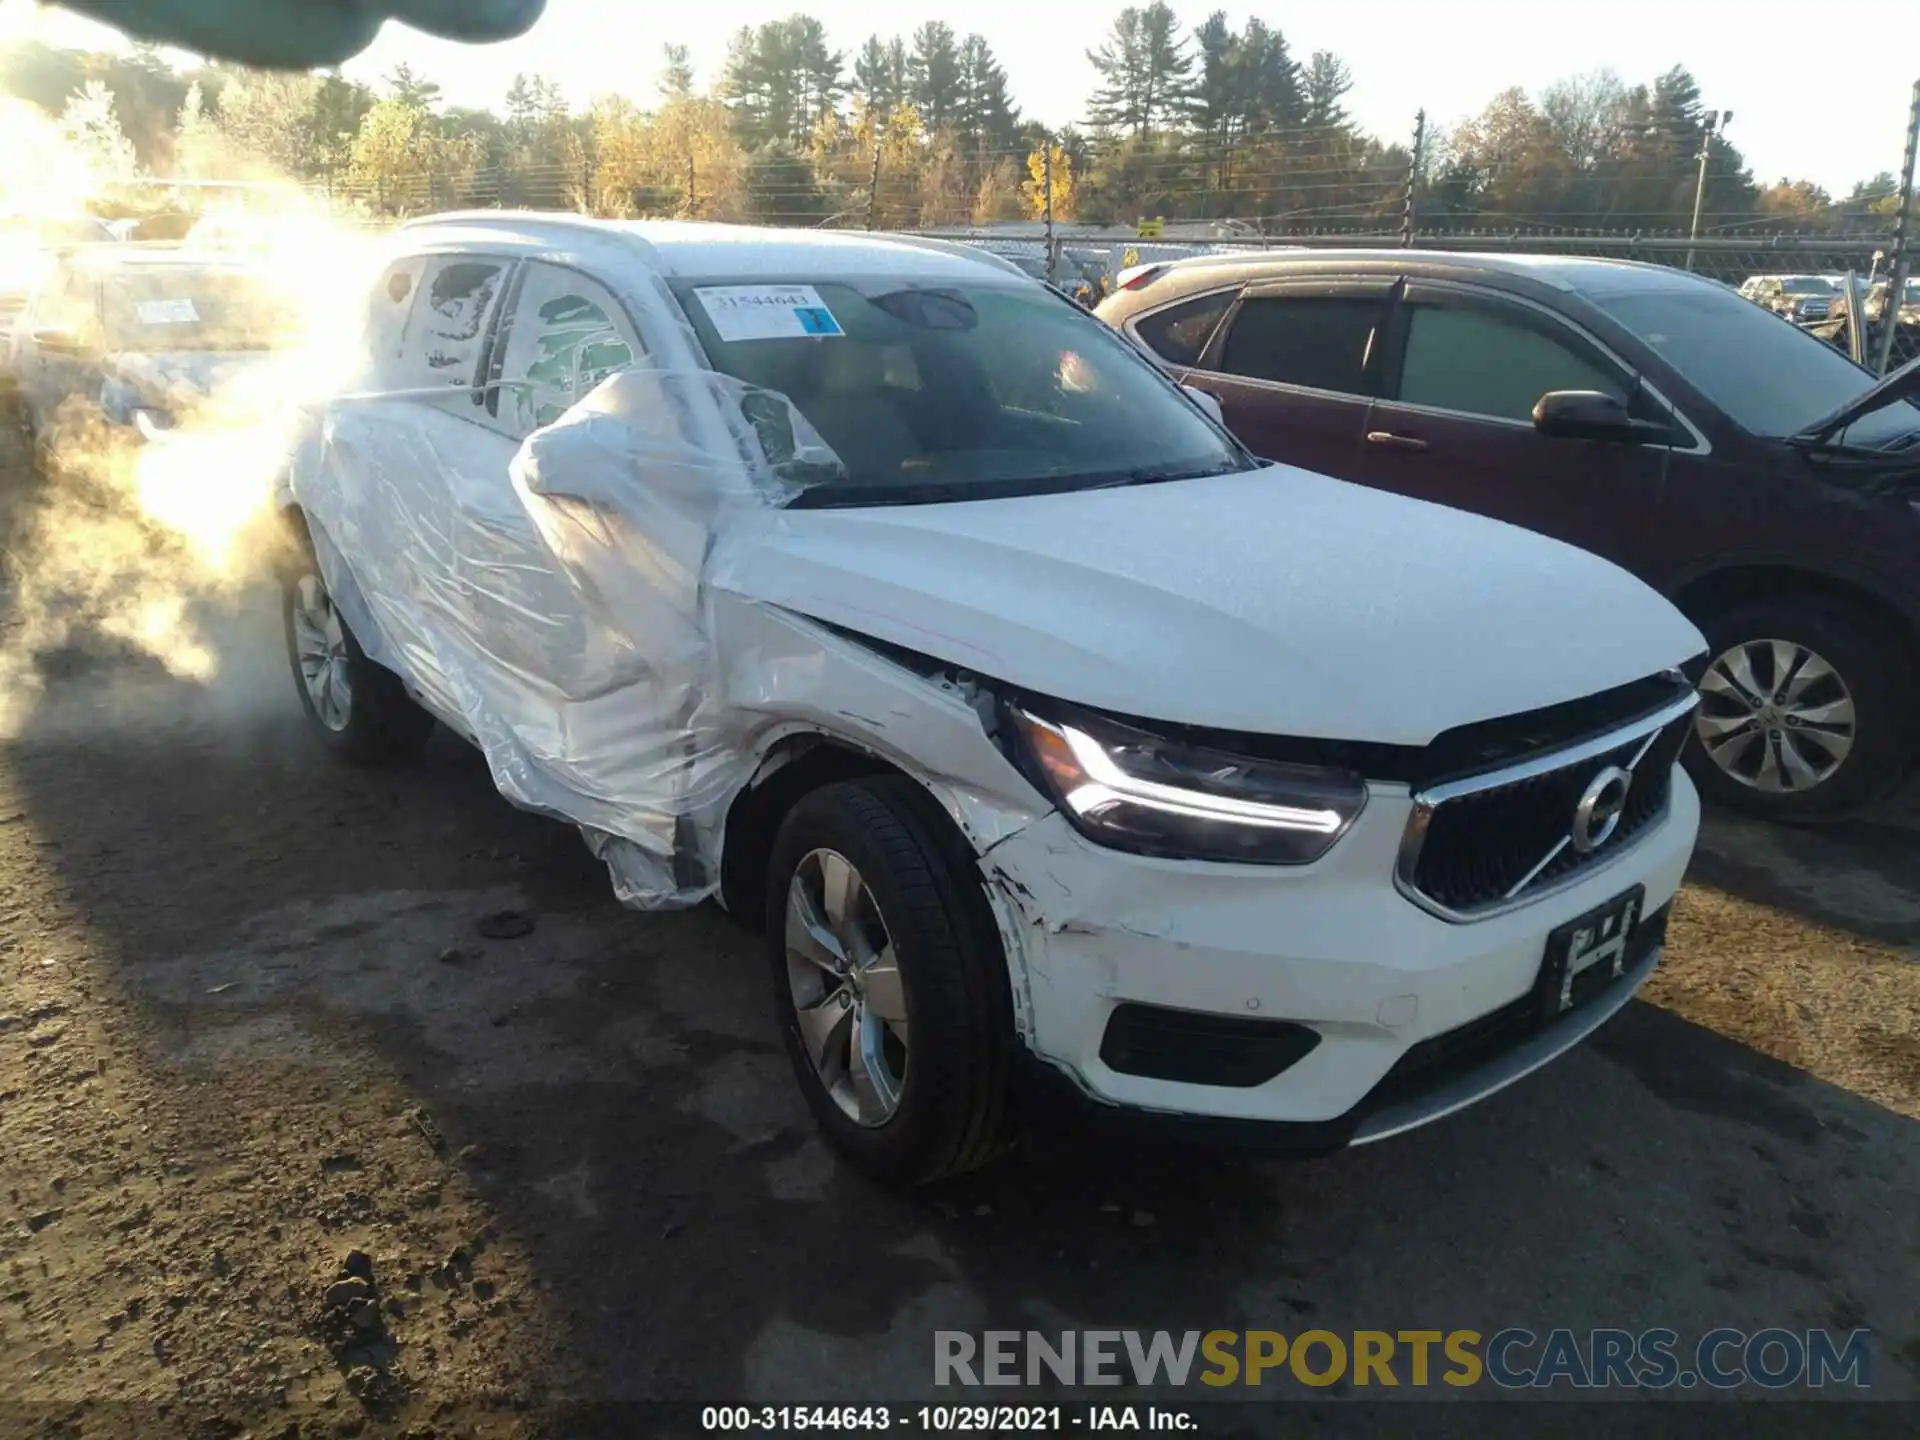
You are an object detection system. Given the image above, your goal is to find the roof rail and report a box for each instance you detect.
[867,229,1031,280]
[398,209,599,230]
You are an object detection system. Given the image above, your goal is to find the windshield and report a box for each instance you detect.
[101,268,288,351]
[674,276,1248,505]
[1782,276,1836,295]
[1595,287,1920,446]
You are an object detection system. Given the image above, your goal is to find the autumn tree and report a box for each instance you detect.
[1023,142,1075,220]
[206,70,327,177]
[60,80,138,185]
[347,94,482,212]
[1758,179,1833,224]
[591,92,744,219]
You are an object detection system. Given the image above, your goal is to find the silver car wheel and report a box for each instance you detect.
[290,572,353,732]
[1696,637,1856,793]
[784,848,909,1128]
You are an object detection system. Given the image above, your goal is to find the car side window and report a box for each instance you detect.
[36,266,93,335]
[1132,291,1232,367]
[494,262,643,434]
[364,257,427,378]
[1395,304,1624,423]
[1214,296,1381,395]
[399,256,509,389]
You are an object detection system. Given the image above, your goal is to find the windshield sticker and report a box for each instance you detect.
[694,285,843,341]
[135,298,199,325]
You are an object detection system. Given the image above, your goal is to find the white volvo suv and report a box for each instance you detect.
[276,214,1704,1184]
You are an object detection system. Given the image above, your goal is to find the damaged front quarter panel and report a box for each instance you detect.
[702,594,1065,1041]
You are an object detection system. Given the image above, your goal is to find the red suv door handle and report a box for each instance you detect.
[1366,430,1428,451]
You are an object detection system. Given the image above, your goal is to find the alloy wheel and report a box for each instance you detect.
[290,573,353,732]
[783,848,909,1127]
[1696,637,1856,794]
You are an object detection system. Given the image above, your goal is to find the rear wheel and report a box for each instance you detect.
[764,776,1015,1185]
[281,522,434,766]
[1683,595,1915,821]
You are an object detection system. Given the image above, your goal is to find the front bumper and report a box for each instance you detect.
[981,767,1699,1143]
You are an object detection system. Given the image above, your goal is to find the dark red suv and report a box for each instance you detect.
[1098,251,1920,822]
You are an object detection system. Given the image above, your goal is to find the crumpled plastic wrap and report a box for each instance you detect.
[291,355,844,909]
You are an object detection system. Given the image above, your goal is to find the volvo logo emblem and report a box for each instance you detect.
[1570,766,1633,854]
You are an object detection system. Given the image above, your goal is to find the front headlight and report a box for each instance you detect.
[1006,701,1366,865]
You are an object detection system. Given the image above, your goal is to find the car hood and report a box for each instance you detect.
[105,349,271,406]
[729,465,1705,747]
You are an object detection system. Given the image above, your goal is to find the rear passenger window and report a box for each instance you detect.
[1217,297,1380,394]
[364,258,426,374]
[1133,292,1232,367]
[496,262,643,433]
[403,257,508,388]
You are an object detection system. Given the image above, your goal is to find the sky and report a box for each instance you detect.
[6,0,1917,195]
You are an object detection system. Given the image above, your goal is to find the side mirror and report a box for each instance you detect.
[31,326,81,357]
[1182,384,1225,426]
[1532,390,1670,446]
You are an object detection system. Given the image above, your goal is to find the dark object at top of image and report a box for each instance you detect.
[55,0,546,68]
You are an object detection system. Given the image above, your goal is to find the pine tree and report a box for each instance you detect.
[1085,3,1193,138]
[910,21,962,133]
[721,22,802,149]
[955,34,1018,156]
[1191,12,1236,142]
[659,44,694,101]
[1237,19,1303,134]
[853,35,905,119]
[384,62,441,111]
[1301,51,1353,129]
[786,15,845,139]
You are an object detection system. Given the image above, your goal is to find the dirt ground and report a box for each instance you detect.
[0,439,1914,1437]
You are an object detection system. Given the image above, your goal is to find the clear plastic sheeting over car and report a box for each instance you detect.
[289,361,841,908]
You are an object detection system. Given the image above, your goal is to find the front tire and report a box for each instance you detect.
[764,776,1015,1186]
[281,523,434,766]
[1683,595,1916,821]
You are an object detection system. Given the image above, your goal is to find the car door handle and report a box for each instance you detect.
[1365,430,1428,451]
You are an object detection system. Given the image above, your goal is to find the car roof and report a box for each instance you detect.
[396,212,1031,284]
[1130,247,1726,301]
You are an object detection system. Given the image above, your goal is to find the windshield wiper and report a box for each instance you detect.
[1078,459,1250,491]
[782,459,1250,510]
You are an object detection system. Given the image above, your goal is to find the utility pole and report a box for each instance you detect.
[1043,140,1056,285]
[684,151,696,219]
[1686,109,1733,272]
[1689,111,1735,272]
[1402,110,1426,248]
[866,139,882,230]
[1873,79,1920,375]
